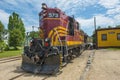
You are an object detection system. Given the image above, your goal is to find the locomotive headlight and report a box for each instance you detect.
[45,38,49,42]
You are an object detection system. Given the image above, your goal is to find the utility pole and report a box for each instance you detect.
[94,17,97,49]
[94,17,96,31]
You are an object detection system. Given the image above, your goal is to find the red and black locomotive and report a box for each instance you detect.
[21,3,88,74]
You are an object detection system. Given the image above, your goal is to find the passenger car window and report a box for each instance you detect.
[101,34,107,41]
[117,33,120,40]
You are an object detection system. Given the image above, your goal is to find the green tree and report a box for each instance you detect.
[0,21,6,52]
[0,21,4,41]
[0,41,6,52]
[8,12,25,48]
[29,31,39,38]
[108,25,112,28]
[97,26,101,30]
[9,29,23,49]
[116,25,120,28]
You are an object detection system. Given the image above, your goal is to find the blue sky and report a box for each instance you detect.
[0,0,120,36]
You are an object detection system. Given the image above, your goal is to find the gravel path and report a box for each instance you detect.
[0,50,92,80]
[86,49,120,80]
[0,60,22,80]
[1,49,120,80]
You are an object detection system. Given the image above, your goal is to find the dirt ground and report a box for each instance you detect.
[16,50,91,80]
[0,50,92,80]
[0,49,120,80]
[86,49,120,80]
[0,60,22,80]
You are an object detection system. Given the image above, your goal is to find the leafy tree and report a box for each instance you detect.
[9,29,23,49]
[0,41,6,52]
[8,12,25,48]
[97,26,101,30]
[108,25,112,28]
[0,21,6,52]
[8,12,25,38]
[0,21,4,32]
[0,21,4,41]
[116,25,120,28]
[28,31,39,38]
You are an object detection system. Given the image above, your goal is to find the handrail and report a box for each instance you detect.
[65,22,69,55]
[53,28,63,49]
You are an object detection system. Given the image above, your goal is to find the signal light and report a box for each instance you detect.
[45,42,49,47]
[44,38,50,47]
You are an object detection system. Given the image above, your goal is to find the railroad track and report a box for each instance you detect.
[9,73,25,80]
[0,56,21,64]
[0,50,94,80]
[9,73,50,80]
[8,50,88,80]
[9,72,61,80]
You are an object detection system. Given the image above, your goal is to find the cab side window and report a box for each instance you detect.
[68,17,74,36]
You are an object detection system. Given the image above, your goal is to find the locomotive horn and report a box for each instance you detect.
[42,3,47,9]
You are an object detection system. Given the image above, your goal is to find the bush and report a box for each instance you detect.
[0,41,6,52]
[4,45,10,51]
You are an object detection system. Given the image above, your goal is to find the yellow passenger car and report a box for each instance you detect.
[97,28,120,48]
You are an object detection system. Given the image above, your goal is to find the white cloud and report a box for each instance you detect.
[106,5,120,15]
[76,17,95,36]
[76,14,114,29]
[76,17,94,28]
[55,0,97,12]
[113,14,120,25]
[114,14,120,20]
[99,0,120,9]
[99,0,120,27]
[25,25,39,32]
[76,14,117,35]
[1,0,120,36]
[0,9,10,27]
[95,14,114,27]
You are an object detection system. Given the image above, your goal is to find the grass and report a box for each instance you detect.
[0,49,22,58]
[107,48,120,50]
